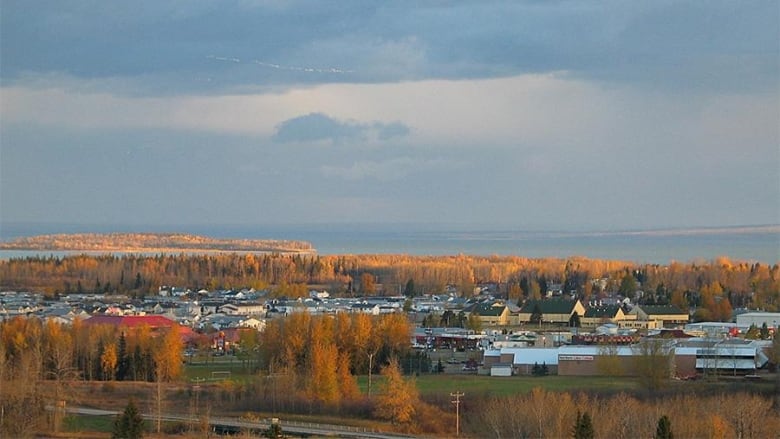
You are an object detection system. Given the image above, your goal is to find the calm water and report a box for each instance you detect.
[1,223,778,264]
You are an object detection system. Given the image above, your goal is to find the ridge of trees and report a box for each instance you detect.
[1,254,777,316]
[0,233,313,253]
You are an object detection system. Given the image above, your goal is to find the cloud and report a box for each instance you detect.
[2,1,775,95]
[320,157,461,181]
[272,113,409,144]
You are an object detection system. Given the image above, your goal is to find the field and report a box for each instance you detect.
[412,374,640,396]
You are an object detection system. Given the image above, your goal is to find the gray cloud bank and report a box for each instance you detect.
[2,1,777,94]
[1,1,778,232]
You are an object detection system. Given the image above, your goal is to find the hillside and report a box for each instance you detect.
[0,232,314,254]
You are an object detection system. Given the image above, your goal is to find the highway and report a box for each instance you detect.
[63,406,417,439]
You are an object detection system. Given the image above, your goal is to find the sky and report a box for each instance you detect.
[1,0,779,234]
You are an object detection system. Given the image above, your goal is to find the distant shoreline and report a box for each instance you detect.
[0,232,316,255]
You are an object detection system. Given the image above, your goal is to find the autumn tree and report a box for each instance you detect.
[632,339,673,392]
[466,312,482,333]
[360,273,377,296]
[373,359,418,426]
[101,343,118,381]
[152,327,182,433]
[595,343,623,376]
[307,340,339,404]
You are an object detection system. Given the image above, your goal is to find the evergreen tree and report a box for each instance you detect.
[572,410,594,439]
[116,332,128,381]
[263,421,283,438]
[519,277,530,301]
[537,275,548,297]
[655,415,673,439]
[403,279,416,297]
[569,311,581,328]
[530,303,543,325]
[112,399,144,439]
[619,273,638,297]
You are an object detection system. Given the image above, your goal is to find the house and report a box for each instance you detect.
[219,302,266,316]
[518,299,586,325]
[239,317,266,331]
[628,305,689,327]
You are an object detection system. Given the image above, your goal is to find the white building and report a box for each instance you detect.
[736,312,780,329]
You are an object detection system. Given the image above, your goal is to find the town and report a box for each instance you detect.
[2,280,777,380]
[1,253,779,437]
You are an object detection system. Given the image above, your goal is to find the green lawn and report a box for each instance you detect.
[356,373,641,396]
[63,414,116,433]
[183,356,258,383]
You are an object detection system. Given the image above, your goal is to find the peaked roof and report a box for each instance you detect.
[634,305,687,315]
[468,303,507,316]
[584,305,622,318]
[520,299,580,314]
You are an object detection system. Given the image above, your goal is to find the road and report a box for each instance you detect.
[63,406,416,439]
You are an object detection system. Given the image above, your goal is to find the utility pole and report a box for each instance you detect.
[451,391,464,436]
[367,352,374,398]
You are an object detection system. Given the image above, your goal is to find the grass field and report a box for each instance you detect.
[183,357,257,383]
[355,373,641,396]
[63,414,115,434]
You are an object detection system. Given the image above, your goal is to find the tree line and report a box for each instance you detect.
[0,316,183,436]
[470,387,779,439]
[1,253,777,320]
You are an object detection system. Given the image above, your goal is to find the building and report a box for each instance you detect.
[675,338,770,376]
[518,299,586,325]
[219,302,266,316]
[582,305,629,327]
[628,305,689,327]
[466,302,512,326]
[736,312,780,330]
[483,347,560,375]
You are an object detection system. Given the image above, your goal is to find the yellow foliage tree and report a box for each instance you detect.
[373,359,418,425]
[307,341,339,404]
[100,343,117,381]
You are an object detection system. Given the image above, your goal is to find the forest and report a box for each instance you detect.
[1,253,778,317]
[0,312,443,436]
